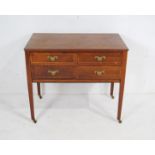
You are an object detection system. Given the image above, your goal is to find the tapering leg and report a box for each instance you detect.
[37,82,42,99]
[117,80,125,123]
[27,81,37,123]
[110,82,114,99]
[117,51,127,123]
[25,52,36,123]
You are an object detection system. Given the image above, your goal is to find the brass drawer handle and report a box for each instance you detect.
[94,56,106,62]
[94,70,104,76]
[47,56,58,62]
[48,70,59,76]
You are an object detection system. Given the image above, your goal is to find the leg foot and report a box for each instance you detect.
[118,119,122,123]
[32,118,37,123]
[111,95,114,99]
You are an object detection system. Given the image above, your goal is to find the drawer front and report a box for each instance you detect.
[30,52,77,64]
[32,65,76,80]
[78,52,122,65]
[77,66,121,80]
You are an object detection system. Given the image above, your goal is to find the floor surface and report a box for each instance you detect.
[0,93,155,139]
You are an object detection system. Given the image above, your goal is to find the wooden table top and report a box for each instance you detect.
[25,33,128,51]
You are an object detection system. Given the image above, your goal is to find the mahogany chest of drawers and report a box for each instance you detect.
[25,33,128,123]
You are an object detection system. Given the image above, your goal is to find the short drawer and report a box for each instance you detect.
[77,66,121,80]
[31,65,76,80]
[78,52,122,65]
[30,52,77,64]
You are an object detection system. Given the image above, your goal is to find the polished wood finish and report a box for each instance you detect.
[78,52,121,66]
[32,65,76,80]
[32,65,121,80]
[25,33,128,123]
[25,33,128,50]
[77,66,121,80]
[31,52,76,64]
